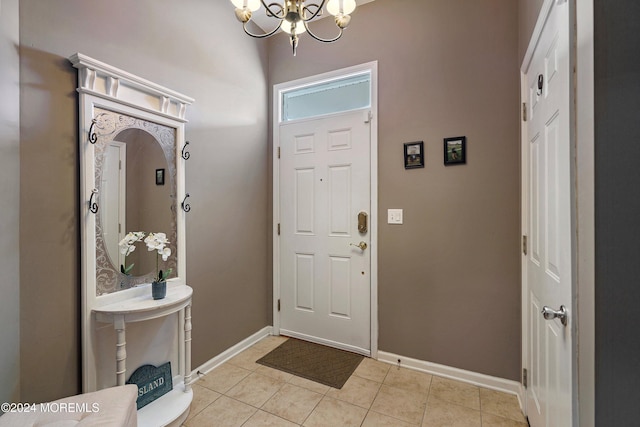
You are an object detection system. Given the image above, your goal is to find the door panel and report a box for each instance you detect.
[524,0,572,426]
[279,110,371,355]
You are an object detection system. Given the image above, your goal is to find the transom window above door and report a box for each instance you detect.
[280,72,371,122]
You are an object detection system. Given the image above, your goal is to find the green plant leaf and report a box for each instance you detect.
[121,263,134,275]
[158,268,173,282]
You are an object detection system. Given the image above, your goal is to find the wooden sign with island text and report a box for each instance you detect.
[126,362,172,409]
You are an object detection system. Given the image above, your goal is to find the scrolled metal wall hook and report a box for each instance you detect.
[88,119,98,144]
[181,141,190,160]
[181,193,191,213]
[89,189,99,214]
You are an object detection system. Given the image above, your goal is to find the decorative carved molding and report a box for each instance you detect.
[69,53,194,122]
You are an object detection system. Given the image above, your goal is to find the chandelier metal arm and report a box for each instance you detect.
[300,1,328,21]
[261,0,285,19]
[242,20,283,39]
[303,20,344,43]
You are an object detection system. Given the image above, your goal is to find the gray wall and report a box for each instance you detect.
[593,0,640,424]
[269,0,521,380]
[0,0,21,405]
[19,0,269,402]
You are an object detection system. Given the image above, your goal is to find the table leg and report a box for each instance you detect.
[115,316,126,386]
[184,304,192,392]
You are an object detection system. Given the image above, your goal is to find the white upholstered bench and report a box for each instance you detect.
[0,385,138,426]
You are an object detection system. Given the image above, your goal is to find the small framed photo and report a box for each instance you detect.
[444,136,466,165]
[404,141,424,169]
[155,168,165,186]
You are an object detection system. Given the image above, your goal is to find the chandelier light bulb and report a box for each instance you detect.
[280,19,307,35]
[231,0,261,12]
[326,0,357,16]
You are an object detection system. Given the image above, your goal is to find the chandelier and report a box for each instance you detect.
[230,0,357,56]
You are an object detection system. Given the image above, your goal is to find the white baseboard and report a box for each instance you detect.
[190,326,273,383]
[377,351,525,411]
[188,329,525,413]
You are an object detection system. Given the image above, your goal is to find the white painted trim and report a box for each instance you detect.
[575,0,595,425]
[520,69,529,418]
[377,351,524,410]
[272,61,379,357]
[69,53,194,122]
[191,327,273,380]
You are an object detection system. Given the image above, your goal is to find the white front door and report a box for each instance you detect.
[523,0,572,426]
[279,110,371,355]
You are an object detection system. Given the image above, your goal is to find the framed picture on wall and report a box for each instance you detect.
[444,136,466,165]
[156,168,165,186]
[404,141,424,169]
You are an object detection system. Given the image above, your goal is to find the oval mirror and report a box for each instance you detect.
[93,110,178,294]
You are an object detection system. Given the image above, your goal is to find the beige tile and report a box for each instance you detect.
[370,384,428,425]
[422,397,481,427]
[353,358,391,383]
[303,396,367,427]
[362,411,418,427]
[226,372,285,407]
[479,389,526,423]
[198,363,251,394]
[287,375,331,395]
[251,336,289,355]
[227,347,265,371]
[256,365,295,382]
[243,410,300,427]
[185,395,256,427]
[481,412,529,427]
[326,375,382,409]
[185,383,221,422]
[384,367,432,394]
[261,383,323,424]
[428,376,480,410]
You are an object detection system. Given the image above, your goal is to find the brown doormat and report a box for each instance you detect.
[256,338,364,389]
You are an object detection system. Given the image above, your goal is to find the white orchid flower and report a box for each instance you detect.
[145,232,170,251]
[118,231,145,276]
[160,247,171,262]
[126,245,136,256]
[124,231,172,282]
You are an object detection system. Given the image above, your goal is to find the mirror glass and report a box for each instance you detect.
[93,108,178,295]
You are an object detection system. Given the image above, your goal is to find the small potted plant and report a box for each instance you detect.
[118,231,172,299]
[144,232,172,300]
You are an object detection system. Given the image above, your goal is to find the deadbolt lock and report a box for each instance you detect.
[358,211,368,234]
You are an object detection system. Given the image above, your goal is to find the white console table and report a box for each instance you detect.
[93,284,193,426]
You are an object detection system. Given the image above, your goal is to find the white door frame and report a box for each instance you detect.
[272,61,379,358]
[520,0,594,425]
[575,0,595,425]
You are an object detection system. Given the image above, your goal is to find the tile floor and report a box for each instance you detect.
[184,336,528,427]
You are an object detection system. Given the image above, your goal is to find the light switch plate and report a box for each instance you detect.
[387,209,403,224]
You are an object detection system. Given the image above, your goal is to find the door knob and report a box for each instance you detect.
[541,305,568,326]
[350,241,368,250]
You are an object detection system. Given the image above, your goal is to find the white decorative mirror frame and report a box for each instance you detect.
[70,53,194,426]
